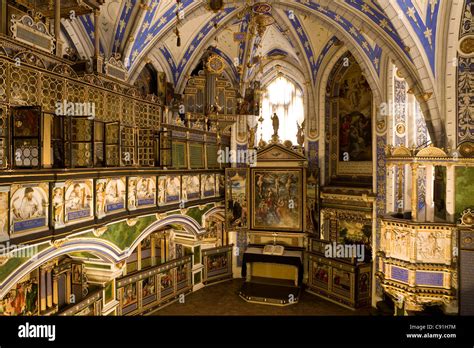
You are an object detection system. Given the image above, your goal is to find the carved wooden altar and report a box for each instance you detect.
[239,143,307,306]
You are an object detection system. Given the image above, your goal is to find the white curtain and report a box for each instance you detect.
[260,76,305,144]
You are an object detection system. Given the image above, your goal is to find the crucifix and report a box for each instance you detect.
[272,232,278,246]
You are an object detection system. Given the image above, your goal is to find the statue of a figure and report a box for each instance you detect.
[247,124,257,149]
[271,113,280,137]
[296,120,305,147]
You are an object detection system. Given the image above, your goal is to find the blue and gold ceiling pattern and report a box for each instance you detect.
[112,0,137,54]
[69,0,442,87]
[396,0,440,74]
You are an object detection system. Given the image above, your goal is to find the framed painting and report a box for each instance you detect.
[96,177,126,217]
[160,270,174,298]
[182,175,200,201]
[176,264,189,290]
[141,275,156,306]
[158,175,181,206]
[10,183,49,235]
[0,271,38,316]
[0,189,10,241]
[64,180,93,224]
[225,168,248,230]
[250,168,303,232]
[72,264,83,285]
[121,282,138,314]
[128,176,156,210]
[201,174,216,198]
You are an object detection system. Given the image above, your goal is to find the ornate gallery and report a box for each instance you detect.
[0,0,472,317]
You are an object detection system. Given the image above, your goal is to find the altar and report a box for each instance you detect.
[229,141,308,306]
[241,247,303,286]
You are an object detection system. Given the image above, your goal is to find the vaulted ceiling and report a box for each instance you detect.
[60,0,447,143]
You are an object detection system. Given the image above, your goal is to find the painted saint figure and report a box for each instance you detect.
[14,188,42,220]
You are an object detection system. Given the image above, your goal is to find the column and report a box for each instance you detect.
[46,268,53,308]
[425,165,435,221]
[0,0,7,35]
[151,237,156,267]
[52,274,59,306]
[40,268,47,311]
[397,164,404,214]
[137,242,142,271]
[92,9,102,73]
[411,163,419,221]
[54,0,61,57]
[206,73,217,113]
[446,164,456,223]
[386,164,396,213]
[66,272,71,304]
[93,10,100,59]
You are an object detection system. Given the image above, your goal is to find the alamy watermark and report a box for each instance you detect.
[0,242,39,260]
[55,100,96,120]
[325,242,366,262]
[217,147,257,166]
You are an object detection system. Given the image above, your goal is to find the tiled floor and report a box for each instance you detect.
[152,279,372,316]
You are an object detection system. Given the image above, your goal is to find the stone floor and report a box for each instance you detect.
[152,279,372,316]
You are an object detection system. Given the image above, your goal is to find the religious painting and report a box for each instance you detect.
[128,177,156,210]
[329,55,373,181]
[332,268,352,298]
[312,262,329,289]
[359,272,370,295]
[51,184,65,228]
[339,112,372,162]
[121,283,137,307]
[216,173,225,197]
[207,253,229,278]
[64,180,93,224]
[158,175,181,206]
[0,189,10,241]
[306,170,318,234]
[177,264,189,290]
[205,219,223,246]
[337,220,372,246]
[225,169,248,230]
[158,72,167,105]
[182,175,200,201]
[96,177,126,217]
[142,276,156,306]
[10,183,48,235]
[201,174,216,198]
[251,169,303,232]
[160,270,174,298]
[72,264,82,285]
[337,65,372,162]
[175,244,184,259]
[0,273,38,316]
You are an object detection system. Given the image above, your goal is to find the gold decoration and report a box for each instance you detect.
[395,123,406,135]
[422,92,433,101]
[395,69,404,79]
[458,142,474,158]
[126,218,137,227]
[416,145,448,158]
[93,226,108,237]
[459,36,474,56]
[460,209,474,226]
[206,54,225,74]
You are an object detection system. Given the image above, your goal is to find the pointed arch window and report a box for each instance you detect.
[260,75,304,144]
